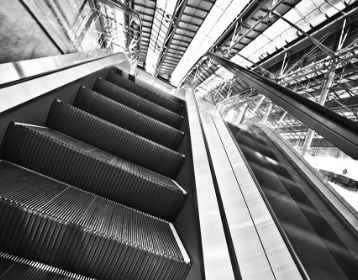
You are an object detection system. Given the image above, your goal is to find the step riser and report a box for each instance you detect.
[0,162,190,280]
[107,71,182,114]
[0,252,96,280]
[47,101,185,178]
[74,87,184,150]
[0,203,188,280]
[1,124,186,221]
[93,79,183,128]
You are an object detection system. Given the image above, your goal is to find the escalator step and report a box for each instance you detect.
[47,100,185,178]
[1,123,187,221]
[230,127,276,158]
[0,252,96,280]
[114,68,183,106]
[135,77,183,105]
[107,71,182,114]
[93,78,183,128]
[74,87,184,150]
[0,161,191,280]
[114,68,135,82]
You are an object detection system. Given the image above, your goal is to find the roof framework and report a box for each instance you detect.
[130,0,358,153]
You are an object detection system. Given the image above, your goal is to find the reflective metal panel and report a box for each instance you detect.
[197,98,279,280]
[0,49,112,86]
[185,88,235,280]
[260,125,358,233]
[0,52,131,113]
[209,103,305,280]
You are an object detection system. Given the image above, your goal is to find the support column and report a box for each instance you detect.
[208,51,358,159]
[278,111,287,123]
[237,103,249,125]
[262,102,273,125]
[301,61,336,157]
[252,95,265,113]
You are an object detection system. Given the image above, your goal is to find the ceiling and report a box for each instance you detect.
[127,0,358,155]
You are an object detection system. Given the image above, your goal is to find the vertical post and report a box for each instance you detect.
[262,102,273,125]
[278,111,287,123]
[237,103,249,125]
[301,61,336,157]
[252,95,265,113]
[280,52,288,76]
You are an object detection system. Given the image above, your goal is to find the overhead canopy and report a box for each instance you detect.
[130,0,358,148]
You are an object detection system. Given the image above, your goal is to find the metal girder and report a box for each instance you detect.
[186,4,208,13]
[301,60,337,157]
[209,0,268,52]
[133,0,156,65]
[208,52,358,159]
[272,11,336,58]
[155,0,193,78]
[259,2,358,69]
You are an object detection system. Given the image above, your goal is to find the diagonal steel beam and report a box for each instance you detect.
[208,52,358,159]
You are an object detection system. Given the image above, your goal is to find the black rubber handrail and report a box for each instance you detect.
[207,52,358,160]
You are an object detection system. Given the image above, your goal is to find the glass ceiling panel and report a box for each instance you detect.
[145,0,179,75]
[230,55,252,68]
[295,0,316,15]
[171,0,251,86]
[235,0,348,65]
[189,0,357,109]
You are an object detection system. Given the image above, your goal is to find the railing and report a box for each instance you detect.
[207,52,358,160]
[0,0,141,86]
[188,51,358,221]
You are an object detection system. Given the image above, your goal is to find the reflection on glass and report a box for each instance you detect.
[4,0,141,63]
[228,123,358,279]
[221,93,358,212]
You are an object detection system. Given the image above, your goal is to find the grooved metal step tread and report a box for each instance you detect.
[135,78,182,104]
[0,161,191,280]
[93,78,183,128]
[74,87,184,150]
[47,100,185,178]
[107,71,182,114]
[1,123,187,221]
[114,68,135,82]
[0,252,97,280]
[113,68,183,106]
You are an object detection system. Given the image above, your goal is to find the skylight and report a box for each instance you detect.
[201,0,352,98]
[170,0,251,86]
[145,0,179,75]
[230,0,349,65]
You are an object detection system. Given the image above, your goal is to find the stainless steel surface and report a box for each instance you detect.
[0,49,112,86]
[0,52,131,113]
[169,223,191,264]
[185,87,235,280]
[135,68,182,100]
[197,98,302,280]
[172,179,188,195]
[209,103,305,280]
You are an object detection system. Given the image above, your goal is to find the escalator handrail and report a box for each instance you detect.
[254,124,358,232]
[206,52,358,161]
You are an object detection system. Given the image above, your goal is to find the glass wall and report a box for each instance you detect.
[0,0,141,64]
[221,92,358,212]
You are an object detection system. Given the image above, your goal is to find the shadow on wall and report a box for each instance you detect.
[0,0,61,64]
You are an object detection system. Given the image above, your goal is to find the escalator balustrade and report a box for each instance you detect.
[229,124,358,280]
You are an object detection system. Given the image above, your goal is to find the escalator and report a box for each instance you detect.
[228,123,358,280]
[0,68,194,280]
